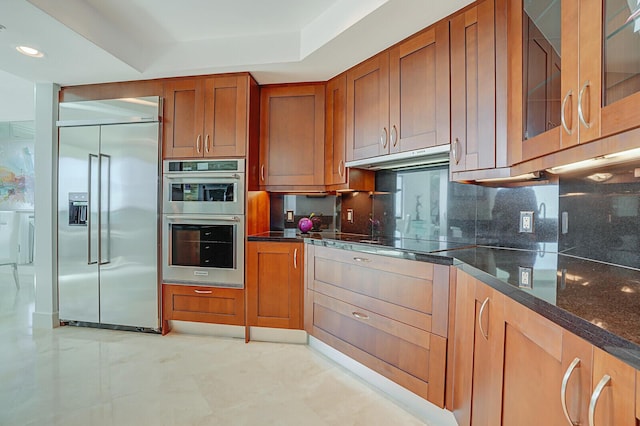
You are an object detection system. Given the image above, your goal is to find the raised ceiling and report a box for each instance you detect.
[0,0,474,120]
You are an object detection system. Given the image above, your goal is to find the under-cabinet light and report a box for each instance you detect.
[547,147,640,174]
[475,172,540,183]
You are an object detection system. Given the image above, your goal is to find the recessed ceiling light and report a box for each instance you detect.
[16,45,44,58]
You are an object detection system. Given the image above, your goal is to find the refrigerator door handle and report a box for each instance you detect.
[88,154,99,265]
[99,154,111,265]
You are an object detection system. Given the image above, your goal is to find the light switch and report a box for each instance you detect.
[347,209,354,223]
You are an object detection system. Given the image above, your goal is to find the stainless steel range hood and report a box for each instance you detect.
[345,144,450,171]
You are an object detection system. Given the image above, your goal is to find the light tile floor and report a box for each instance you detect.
[0,267,434,425]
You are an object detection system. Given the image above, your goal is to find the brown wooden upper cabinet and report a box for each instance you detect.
[163,75,249,159]
[450,0,498,174]
[325,73,375,191]
[346,21,449,163]
[259,84,325,189]
[325,73,348,186]
[509,0,640,164]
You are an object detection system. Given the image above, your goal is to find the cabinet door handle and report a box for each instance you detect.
[293,248,298,269]
[578,81,591,129]
[588,374,611,426]
[478,297,490,341]
[260,164,265,182]
[380,127,388,149]
[338,160,344,177]
[561,89,573,135]
[196,134,202,153]
[353,256,371,262]
[391,125,398,147]
[561,357,581,426]
[194,289,212,294]
[205,134,210,153]
[352,311,369,320]
[452,138,461,165]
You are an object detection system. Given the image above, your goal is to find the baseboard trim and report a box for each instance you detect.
[167,321,245,339]
[248,326,307,344]
[308,336,457,426]
[32,311,60,329]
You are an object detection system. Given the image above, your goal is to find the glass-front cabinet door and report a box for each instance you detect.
[508,0,574,163]
[601,0,640,136]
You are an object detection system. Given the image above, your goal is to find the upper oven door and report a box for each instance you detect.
[163,172,245,215]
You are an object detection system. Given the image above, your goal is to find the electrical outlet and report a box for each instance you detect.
[518,266,533,289]
[286,210,294,222]
[347,209,354,223]
[519,211,534,233]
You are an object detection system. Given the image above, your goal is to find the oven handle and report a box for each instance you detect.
[166,215,241,222]
[164,172,241,180]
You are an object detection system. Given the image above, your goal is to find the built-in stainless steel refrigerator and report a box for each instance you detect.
[57,97,161,330]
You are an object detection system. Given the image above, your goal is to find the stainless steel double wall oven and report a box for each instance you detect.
[162,159,245,287]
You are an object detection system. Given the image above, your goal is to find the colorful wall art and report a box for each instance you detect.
[0,122,35,210]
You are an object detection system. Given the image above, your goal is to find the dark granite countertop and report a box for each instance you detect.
[250,231,640,370]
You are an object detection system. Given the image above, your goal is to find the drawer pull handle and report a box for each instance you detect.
[561,357,581,426]
[588,374,611,426]
[352,311,369,320]
[353,257,370,262]
[478,297,490,341]
[194,289,213,294]
[294,248,298,269]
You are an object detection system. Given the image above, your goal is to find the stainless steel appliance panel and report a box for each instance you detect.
[162,214,244,287]
[58,126,101,323]
[98,123,160,328]
[163,159,245,216]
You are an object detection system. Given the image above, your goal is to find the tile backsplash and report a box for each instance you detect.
[269,162,640,270]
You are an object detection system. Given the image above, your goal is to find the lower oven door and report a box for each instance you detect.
[162,214,244,287]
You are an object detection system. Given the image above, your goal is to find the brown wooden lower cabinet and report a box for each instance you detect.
[450,269,640,426]
[162,284,245,334]
[246,241,303,330]
[636,370,639,422]
[305,244,450,407]
[591,347,636,426]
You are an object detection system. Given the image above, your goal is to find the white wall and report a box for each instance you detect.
[32,82,59,329]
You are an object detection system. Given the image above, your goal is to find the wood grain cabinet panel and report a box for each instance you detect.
[346,52,390,162]
[449,270,594,426]
[163,75,250,159]
[501,296,593,426]
[450,0,497,174]
[162,284,245,334]
[203,75,248,157]
[246,241,303,329]
[636,370,640,423]
[590,347,636,426]
[325,73,375,191]
[164,78,204,158]
[305,244,450,407]
[259,84,325,189]
[389,20,450,153]
[505,0,640,164]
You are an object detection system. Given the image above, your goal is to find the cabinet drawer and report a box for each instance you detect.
[162,284,244,326]
[311,291,446,406]
[312,246,432,311]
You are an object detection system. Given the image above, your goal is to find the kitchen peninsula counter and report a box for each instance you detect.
[295,235,640,370]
